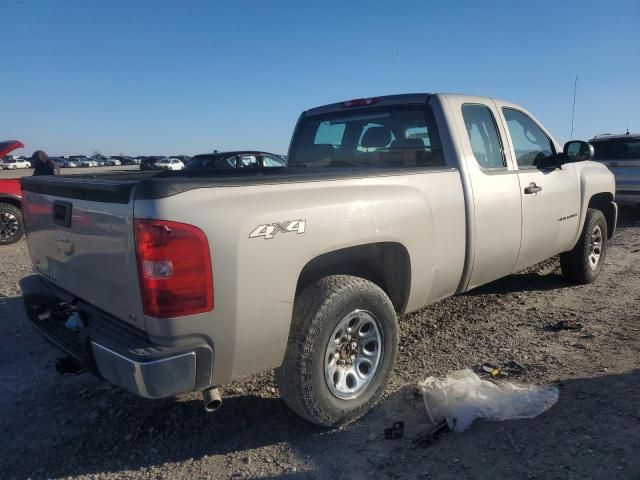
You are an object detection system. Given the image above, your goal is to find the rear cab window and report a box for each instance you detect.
[289,105,445,169]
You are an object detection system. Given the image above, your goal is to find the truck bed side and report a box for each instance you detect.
[133,171,466,382]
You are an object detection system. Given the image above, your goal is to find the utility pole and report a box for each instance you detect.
[570,75,578,140]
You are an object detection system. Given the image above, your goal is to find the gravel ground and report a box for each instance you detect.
[0,207,639,480]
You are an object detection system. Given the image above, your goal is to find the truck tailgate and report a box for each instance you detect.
[21,178,145,330]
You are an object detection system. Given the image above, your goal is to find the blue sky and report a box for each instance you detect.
[2,0,638,156]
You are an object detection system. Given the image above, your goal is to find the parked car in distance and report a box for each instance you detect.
[113,156,138,165]
[51,157,69,168]
[79,158,99,168]
[68,156,91,167]
[3,157,31,169]
[185,151,286,170]
[53,157,80,168]
[0,140,25,244]
[93,155,112,166]
[590,132,640,206]
[19,93,616,428]
[0,178,23,244]
[155,157,185,170]
[140,156,163,171]
[58,158,80,168]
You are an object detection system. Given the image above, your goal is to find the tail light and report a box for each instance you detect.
[134,219,213,318]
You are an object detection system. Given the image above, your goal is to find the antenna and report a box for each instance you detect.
[570,75,578,140]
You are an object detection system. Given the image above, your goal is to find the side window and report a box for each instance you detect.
[502,108,554,168]
[261,154,285,167]
[461,104,505,169]
[239,155,258,167]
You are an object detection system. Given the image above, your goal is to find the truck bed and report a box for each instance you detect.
[20,165,454,201]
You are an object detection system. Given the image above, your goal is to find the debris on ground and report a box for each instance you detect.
[384,421,404,439]
[418,369,559,432]
[480,360,526,378]
[413,419,449,448]
[546,319,583,331]
[481,364,503,377]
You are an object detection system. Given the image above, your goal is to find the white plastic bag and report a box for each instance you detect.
[418,369,559,432]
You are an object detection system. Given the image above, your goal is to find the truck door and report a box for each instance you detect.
[498,106,580,270]
[449,99,522,290]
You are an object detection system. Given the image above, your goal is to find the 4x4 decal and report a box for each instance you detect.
[249,220,306,240]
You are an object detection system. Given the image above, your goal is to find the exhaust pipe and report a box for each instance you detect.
[55,356,86,376]
[202,387,222,412]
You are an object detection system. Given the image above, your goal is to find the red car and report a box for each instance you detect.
[0,140,26,244]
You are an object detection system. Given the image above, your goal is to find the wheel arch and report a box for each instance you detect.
[588,192,616,239]
[295,242,411,314]
[0,195,22,210]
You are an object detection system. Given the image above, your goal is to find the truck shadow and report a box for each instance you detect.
[2,356,639,478]
[617,205,640,229]
[1,207,638,479]
[466,206,640,297]
[466,268,570,296]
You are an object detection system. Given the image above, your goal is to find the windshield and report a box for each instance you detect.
[288,105,444,168]
[593,138,640,161]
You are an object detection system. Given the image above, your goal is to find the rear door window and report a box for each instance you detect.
[461,104,505,169]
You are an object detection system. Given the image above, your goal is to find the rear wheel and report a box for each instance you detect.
[276,275,398,427]
[0,203,23,245]
[560,208,607,284]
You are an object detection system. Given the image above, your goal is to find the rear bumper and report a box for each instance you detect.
[20,275,213,398]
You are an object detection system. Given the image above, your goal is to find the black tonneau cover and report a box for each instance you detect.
[20,165,453,202]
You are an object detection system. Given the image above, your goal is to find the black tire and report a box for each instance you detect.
[276,275,398,427]
[0,202,23,245]
[560,208,607,284]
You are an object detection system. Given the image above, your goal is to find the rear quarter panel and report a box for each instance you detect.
[134,171,466,383]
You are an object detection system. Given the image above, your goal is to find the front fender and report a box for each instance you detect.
[572,161,616,246]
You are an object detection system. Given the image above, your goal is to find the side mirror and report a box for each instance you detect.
[563,140,594,162]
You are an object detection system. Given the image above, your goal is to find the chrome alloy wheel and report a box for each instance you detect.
[588,225,603,271]
[324,310,383,400]
[0,211,19,241]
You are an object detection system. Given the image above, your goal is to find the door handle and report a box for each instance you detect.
[524,182,542,194]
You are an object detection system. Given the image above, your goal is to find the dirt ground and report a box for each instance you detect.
[1,208,639,480]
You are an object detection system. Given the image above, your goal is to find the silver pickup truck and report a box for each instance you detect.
[20,93,617,427]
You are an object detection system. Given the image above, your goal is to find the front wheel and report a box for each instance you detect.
[0,202,24,245]
[560,208,608,284]
[276,275,398,427]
